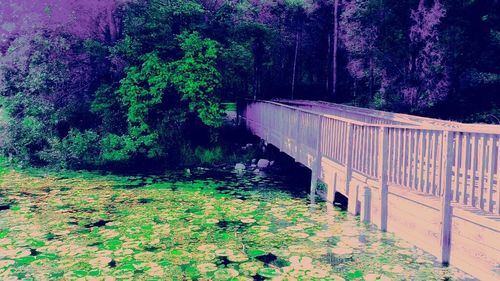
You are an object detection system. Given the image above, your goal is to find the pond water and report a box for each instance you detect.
[0,166,474,280]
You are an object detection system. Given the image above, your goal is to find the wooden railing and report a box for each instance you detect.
[240,100,500,215]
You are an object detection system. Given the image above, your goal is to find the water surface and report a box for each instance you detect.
[0,167,473,280]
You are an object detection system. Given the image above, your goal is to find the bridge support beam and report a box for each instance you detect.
[361,187,372,223]
[347,184,360,215]
[326,173,337,203]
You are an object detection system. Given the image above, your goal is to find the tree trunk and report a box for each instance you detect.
[107,7,118,42]
[253,63,258,100]
[291,31,300,99]
[326,33,331,95]
[332,0,339,100]
[369,57,374,98]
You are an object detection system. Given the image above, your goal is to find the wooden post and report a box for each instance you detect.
[295,109,301,159]
[362,186,372,223]
[348,184,360,215]
[378,127,389,231]
[327,173,337,203]
[310,116,323,198]
[440,131,455,265]
[344,124,354,197]
[486,136,496,212]
[280,106,285,150]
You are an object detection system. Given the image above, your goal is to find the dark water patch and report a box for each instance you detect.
[45,232,57,241]
[108,259,117,268]
[216,256,232,266]
[271,257,290,268]
[138,198,154,204]
[0,204,11,211]
[29,205,40,212]
[252,274,266,281]
[144,245,159,252]
[216,220,249,231]
[84,219,110,228]
[255,253,277,265]
[30,249,41,256]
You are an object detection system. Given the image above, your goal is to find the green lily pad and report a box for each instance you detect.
[0,229,9,238]
[15,256,35,265]
[247,249,266,258]
[346,270,364,280]
[257,268,281,278]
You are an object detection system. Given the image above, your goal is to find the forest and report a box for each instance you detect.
[0,0,499,169]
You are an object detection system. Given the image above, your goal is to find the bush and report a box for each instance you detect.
[39,129,100,169]
[180,145,223,166]
[194,146,223,165]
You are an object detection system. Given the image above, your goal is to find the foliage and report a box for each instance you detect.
[171,31,224,128]
[104,52,169,162]
[405,0,448,109]
[39,129,101,168]
[0,31,92,165]
[0,0,499,168]
[103,32,223,162]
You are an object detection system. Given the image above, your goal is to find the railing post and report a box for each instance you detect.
[295,109,301,158]
[440,131,455,265]
[378,126,389,231]
[344,124,354,197]
[310,115,323,199]
[280,106,285,149]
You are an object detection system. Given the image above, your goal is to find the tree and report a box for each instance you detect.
[0,0,127,45]
[103,31,223,162]
[0,31,93,165]
[405,0,448,109]
[339,0,379,101]
[171,31,224,127]
[285,0,317,99]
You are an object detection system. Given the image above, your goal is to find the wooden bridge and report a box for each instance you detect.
[238,99,500,280]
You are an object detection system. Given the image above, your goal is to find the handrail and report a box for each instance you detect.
[253,99,500,134]
[241,99,500,215]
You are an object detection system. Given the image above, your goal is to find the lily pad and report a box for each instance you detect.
[213,268,239,279]
[257,268,281,278]
[196,263,217,273]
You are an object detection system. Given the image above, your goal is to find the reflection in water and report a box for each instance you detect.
[0,168,475,280]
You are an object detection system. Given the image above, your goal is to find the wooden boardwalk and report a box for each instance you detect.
[238,99,500,280]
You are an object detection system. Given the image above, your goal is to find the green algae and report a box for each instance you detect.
[0,168,474,280]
